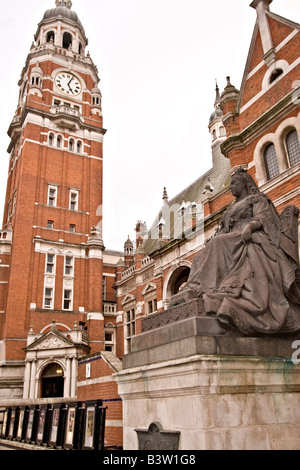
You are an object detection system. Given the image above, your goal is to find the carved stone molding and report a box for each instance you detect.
[135,422,180,450]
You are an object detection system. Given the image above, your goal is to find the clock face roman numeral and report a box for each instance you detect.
[55,72,82,96]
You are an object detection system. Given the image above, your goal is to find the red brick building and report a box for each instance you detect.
[0,0,122,444]
[115,0,300,356]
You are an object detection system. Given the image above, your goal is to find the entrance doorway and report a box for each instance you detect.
[41,363,64,398]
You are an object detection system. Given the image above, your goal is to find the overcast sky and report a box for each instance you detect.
[0,0,298,251]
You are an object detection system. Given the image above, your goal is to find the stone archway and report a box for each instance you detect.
[40,362,64,398]
[163,262,192,309]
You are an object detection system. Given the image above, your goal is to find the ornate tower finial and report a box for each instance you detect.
[162,187,169,204]
[214,80,221,107]
[56,0,72,8]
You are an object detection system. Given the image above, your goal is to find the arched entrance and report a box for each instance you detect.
[40,363,64,398]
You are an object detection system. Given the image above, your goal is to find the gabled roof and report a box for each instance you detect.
[237,9,300,112]
[25,329,75,352]
[142,142,231,255]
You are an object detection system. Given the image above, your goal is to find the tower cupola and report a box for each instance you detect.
[34,0,88,55]
[208,82,226,145]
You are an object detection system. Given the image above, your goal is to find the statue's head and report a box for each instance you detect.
[231,168,259,196]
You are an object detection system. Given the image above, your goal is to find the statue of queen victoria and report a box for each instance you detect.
[171,169,300,335]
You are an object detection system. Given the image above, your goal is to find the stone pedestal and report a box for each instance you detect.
[115,299,300,450]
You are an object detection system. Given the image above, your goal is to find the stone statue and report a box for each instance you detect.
[171,169,300,335]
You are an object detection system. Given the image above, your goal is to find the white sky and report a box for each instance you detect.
[0,0,298,251]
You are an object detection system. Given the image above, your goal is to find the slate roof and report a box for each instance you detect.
[142,142,231,255]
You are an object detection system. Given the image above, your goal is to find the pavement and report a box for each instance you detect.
[0,439,51,450]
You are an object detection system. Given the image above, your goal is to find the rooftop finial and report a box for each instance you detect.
[214,80,221,107]
[56,0,72,8]
[162,187,169,204]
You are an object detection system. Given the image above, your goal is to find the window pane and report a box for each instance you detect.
[105,333,112,342]
[264,144,279,179]
[286,130,300,166]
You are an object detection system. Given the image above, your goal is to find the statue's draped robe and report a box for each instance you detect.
[182,194,300,334]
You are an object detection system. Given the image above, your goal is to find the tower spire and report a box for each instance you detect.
[214,80,221,107]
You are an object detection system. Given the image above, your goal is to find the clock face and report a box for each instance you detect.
[55,72,82,96]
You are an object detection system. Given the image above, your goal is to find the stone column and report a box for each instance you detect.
[65,357,71,398]
[29,360,37,399]
[71,356,77,398]
[23,361,31,399]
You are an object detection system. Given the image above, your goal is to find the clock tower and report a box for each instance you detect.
[0,0,107,399]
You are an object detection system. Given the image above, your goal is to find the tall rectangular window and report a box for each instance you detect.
[125,308,136,352]
[48,220,54,229]
[65,256,73,276]
[63,289,72,310]
[48,185,57,207]
[46,253,55,274]
[104,331,115,353]
[69,190,78,211]
[44,288,53,309]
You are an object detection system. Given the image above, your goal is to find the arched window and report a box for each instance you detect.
[69,139,74,152]
[270,68,283,84]
[63,32,72,50]
[49,133,54,146]
[286,129,300,167]
[77,141,82,154]
[57,136,62,148]
[40,363,64,398]
[264,143,280,180]
[47,31,55,43]
[219,126,226,137]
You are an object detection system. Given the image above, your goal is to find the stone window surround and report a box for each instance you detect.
[254,112,300,186]
[122,298,136,355]
[47,183,58,207]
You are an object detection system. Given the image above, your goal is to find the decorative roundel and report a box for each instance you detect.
[55,72,82,96]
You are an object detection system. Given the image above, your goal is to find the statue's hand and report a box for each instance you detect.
[242,226,252,244]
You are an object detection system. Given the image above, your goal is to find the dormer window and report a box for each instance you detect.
[63,32,72,50]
